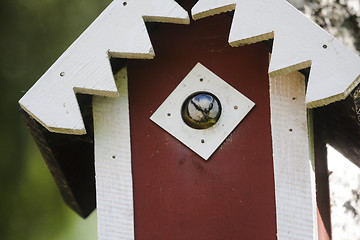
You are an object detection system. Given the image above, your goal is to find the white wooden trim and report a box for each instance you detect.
[269,71,318,239]
[19,0,189,135]
[192,0,360,108]
[93,67,134,240]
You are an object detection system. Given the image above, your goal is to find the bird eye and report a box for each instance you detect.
[181,92,221,129]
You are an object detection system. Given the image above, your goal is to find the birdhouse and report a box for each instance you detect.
[19,0,360,239]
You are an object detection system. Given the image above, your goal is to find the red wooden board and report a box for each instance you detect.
[127,12,276,240]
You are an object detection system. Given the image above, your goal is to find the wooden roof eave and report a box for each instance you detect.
[19,94,96,218]
[314,86,360,169]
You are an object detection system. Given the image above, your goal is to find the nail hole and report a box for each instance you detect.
[292,97,296,100]
[289,128,293,132]
[323,44,327,49]
[112,155,116,159]
[201,139,205,143]
[60,72,65,77]
[200,78,203,82]
[123,1,127,6]
[167,113,171,116]
[234,106,238,110]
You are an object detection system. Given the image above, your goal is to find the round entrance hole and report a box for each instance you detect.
[181,92,221,129]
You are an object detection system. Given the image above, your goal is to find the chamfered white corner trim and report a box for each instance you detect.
[19,0,189,135]
[269,71,318,239]
[192,0,360,108]
[93,67,134,240]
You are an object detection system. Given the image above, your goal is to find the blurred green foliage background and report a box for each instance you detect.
[0,0,112,239]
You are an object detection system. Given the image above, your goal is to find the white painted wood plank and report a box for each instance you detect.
[192,0,360,108]
[270,71,318,239]
[93,67,134,240]
[19,0,189,135]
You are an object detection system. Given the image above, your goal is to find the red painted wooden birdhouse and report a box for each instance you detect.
[19,0,360,239]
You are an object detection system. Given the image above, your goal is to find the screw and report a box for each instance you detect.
[234,106,238,110]
[60,72,65,77]
[201,139,205,143]
[123,1,127,6]
[323,44,327,49]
